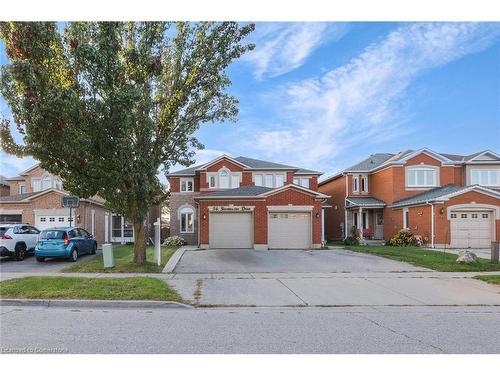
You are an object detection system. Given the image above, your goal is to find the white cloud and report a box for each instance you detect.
[0,152,36,177]
[244,22,348,79]
[252,22,500,170]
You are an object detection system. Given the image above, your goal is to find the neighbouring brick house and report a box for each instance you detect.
[319,149,500,249]
[0,163,161,244]
[166,155,329,249]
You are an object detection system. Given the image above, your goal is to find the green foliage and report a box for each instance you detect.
[343,236,360,246]
[388,229,417,247]
[0,22,254,262]
[163,235,186,247]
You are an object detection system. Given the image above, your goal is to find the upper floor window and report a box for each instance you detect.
[180,178,194,192]
[361,175,368,193]
[33,179,42,192]
[353,176,359,192]
[293,177,309,188]
[54,179,62,190]
[254,173,286,188]
[207,168,240,189]
[406,166,438,188]
[219,170,230,189]
[42,176,52,190]
[18,184,26,194]
[470,169,499,186]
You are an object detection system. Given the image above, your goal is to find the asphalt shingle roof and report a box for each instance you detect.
[197,185,274,197]
[344,153,395,172]
[391,184,465,208]
[346,197,386,207]
[0,192,39,202]
[167,156,322,176]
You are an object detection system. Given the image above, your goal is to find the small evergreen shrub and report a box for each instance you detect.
[163,236,186,247]
[388,229,417,247]
[343,236,360,246]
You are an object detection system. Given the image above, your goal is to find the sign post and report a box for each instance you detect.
[61,196,80,226]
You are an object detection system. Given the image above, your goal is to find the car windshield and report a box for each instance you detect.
[40,230,66,240]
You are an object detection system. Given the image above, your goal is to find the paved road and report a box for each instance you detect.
[175,248,427,273]
[1,305,499,353]
[0,250,99,273]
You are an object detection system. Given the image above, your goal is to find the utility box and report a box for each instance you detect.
[102,243,115,268]
[491,241,500,263]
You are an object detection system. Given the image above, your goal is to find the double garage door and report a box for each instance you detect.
[35,215,71,231]
[209,211,311,249]
[450,211,492,248]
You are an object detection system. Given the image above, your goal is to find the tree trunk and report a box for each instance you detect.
[133,220,147,264]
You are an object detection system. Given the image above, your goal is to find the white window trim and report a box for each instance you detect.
[180,177,194,192]
[18,184,26,194]
[254,172,286,188]
[406,165,439,188]
[470,168,500,187]
[179,205,195,233]
[353,176,359,193]
[42,175,52,190]
[361,175,368,193]
[403,208,409,229]
[32,178,42,192]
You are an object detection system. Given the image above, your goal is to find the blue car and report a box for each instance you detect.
[35,227,97,262]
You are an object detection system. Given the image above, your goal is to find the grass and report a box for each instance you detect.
[345,245,500,272]
[0,276,182,301]
[61,245,178,273]
[473,275,500,285]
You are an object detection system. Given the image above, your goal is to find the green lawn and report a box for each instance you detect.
[345,245,500,272]
[474,275,500,285]
[0,276,182,301]
[62,245,178,273]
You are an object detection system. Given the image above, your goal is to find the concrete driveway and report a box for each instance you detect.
[173,248,426,274]
[0,250,100,273]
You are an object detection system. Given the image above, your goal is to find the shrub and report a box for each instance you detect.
[343,236,360,246]
[388,229,417,247]
[163,236,186,247]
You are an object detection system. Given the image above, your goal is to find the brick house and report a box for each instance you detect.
[0,164,161,244]
[319,149,500,248]
[166,155,329,249]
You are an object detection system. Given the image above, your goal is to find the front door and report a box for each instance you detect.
[375,212,384,239]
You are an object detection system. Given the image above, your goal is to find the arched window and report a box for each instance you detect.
[54,179,62,190]
[219,169,230,189]
[42,176,52,190]
[179,206,195,233]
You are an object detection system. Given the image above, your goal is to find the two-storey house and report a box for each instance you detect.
[0,163,161,244]
[166,155,329,249]
[319,149,500,249]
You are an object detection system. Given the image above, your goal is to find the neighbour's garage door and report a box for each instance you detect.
[450,211,492,248]
[268,212,311,249]
[35,215,70,231]
[209,212,253,249]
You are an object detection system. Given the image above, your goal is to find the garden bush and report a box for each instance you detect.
[343,236,360,246]
[163,236,186,247]
[388,229,417,247]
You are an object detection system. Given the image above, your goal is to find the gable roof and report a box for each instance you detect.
[167,155,322,177]
[391,184,500,208]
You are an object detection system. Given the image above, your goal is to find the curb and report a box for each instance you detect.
[0,298,192,309]
[162,246,196,273]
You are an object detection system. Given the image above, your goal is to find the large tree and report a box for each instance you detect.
[0,22,254,263]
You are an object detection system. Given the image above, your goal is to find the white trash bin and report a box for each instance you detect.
[102,243,114,268]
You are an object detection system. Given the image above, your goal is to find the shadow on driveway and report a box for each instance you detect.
[0,250,100,273]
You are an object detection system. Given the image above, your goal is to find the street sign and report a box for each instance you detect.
[61,196,80,208]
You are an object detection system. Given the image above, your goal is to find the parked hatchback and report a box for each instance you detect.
[35,227,97,262]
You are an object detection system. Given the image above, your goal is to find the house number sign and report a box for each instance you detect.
[209,206,254,212]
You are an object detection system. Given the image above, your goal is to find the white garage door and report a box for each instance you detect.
[35,215,71,231]
[268,212,311,249]
[209,212,253,249]
[450,211,492,248]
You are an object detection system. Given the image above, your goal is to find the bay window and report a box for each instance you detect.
[406,166,438,188]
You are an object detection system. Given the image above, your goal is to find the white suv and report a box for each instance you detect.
[0,224,40,261]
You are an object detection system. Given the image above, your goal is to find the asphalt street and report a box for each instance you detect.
[1,305,499,354]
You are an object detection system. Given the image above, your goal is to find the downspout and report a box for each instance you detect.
[344,173,348,239]
[426,201,435,248]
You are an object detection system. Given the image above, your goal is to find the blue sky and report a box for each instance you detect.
[1,22,499,182]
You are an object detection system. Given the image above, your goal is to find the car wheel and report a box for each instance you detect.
[69,249,78,262]
[36,256,45,262]
[91,244,97,255]
[15,244,26,261]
